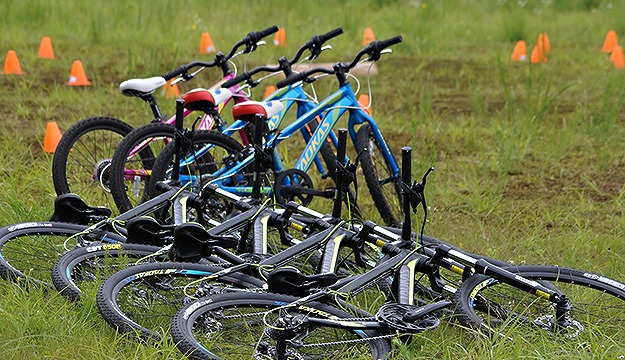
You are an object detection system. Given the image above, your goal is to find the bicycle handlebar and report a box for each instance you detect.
[221,27,343,88]
[275,35,403,88]
[162,25,279,81]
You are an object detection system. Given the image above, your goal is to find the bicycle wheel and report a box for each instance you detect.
[147,130,244,197]
[52,242,164,301]
[171,292,390,360]
[52,116,134,211]
[108,123,176,213]
[355,123,402,227]
[96,261,265,341]
[0,221,126,287]
[454,265,625,342]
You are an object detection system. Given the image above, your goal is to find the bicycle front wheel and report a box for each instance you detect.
[0,221,126,287]
[52,116,134,211]
[171,292,391,360]
[52,242,164,301]
[96,261,265,341]
[454,265,625,344]
[355,123,402,227]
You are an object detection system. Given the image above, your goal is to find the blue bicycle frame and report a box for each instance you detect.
[202,81,399,198]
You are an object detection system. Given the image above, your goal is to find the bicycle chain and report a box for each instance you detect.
[217,311,402,348]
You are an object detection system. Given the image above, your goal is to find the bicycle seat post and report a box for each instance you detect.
[401,146,412,241]
[171,99,185,183]
[251,114,266,200]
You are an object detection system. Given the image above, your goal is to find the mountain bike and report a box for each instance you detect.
[52,26,279,212]
[148,36,405,225]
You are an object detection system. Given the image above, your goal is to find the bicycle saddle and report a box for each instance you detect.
[49,193,112,225]
[232,100,284,120]
[119,76,167,97]
[182,88,233,112]
[266,267,339,297]
[125,217,175,247]
[169,223,239,263]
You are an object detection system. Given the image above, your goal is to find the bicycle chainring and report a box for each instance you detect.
[273,168,314,206]
[376,303,440,333]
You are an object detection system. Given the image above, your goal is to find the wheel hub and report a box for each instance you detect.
[93,159,113,192]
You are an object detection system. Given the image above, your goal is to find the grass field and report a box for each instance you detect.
[1,0,625,358]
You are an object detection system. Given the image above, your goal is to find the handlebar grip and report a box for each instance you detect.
[162,65,188,81]
[275,72,307,88]
[318,27,343,44]
[248,25,279,43]
[377,35,403,49]
[221,72,250,88]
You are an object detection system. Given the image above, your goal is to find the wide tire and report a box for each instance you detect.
[0,221,125,287]
[52,242,163,301]
[454,265,625,341]
[355,123,402,227]
[52,116,134,211]
[96,261,264,341]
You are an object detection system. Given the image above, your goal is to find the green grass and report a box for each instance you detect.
[1,0,625,358]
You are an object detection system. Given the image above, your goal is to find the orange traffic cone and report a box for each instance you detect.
[43,121,63,153]
[3,50,23,75]
[601,30,618,53]
[273,28,287,47]
[530,45,547,63]
[511,40,527,61]
[200,32,216,54]
[611,45,624,69]
[358,94,372,115]
[67,60,92,86]
[263,85,276,99]
[38,36,55,59]
[165,79,180,99]
[362,27,375,46]
[538,32,551,53]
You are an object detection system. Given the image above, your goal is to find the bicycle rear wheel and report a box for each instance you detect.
[0,221,125,287]
[96,261,264,341]
[171,292,390,360]
[108,123,176,213]
[52,116,134,211]
[454,265,625,343]
[355,123,402,227]
[52,242,163,301]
